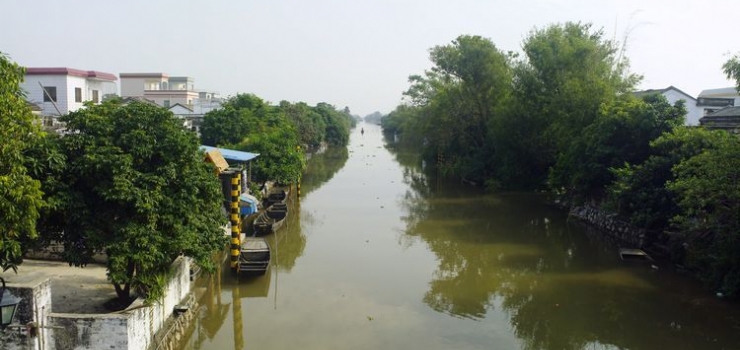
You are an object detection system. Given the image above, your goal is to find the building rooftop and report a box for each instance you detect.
[200,145,259,163]
[25,67,117,81]
[698,87,738,97]
[633,86,696,100]
[704,106,740,118]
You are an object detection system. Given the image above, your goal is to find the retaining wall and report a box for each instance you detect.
[1,257,193,350]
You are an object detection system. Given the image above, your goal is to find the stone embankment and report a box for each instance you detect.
[569,205,648,248]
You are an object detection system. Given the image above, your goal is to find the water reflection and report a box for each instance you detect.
[301,146,349,197]
[387,137,740,350]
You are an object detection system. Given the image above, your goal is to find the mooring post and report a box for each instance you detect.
[230,172,241,270]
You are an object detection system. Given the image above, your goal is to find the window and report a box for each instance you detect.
[163,100,170,108]
[75,87,82,102]
[42,86,57,102]
[92,90,99,103]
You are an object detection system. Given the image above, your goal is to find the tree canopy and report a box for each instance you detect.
[200,93,354,184]
[382,22,740,296]
[49,100,227,303]
[0,53,44,272]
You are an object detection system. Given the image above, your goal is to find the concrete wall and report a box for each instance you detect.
[1,257,193,350]
[0,279,52,350]
[49,257,191,350]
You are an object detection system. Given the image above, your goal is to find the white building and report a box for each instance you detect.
[120,73,210,108]
[21,67,118,116]
[635,86,703,126]
[696,87,739,118]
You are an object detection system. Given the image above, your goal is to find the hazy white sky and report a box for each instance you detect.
[3,0,739,116]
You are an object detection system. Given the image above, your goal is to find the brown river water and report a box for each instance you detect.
[177,122,740,350]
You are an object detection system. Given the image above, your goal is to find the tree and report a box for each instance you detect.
[0,53,44,272]
[232,122,306,184]
[668,135,740,296]
[497,22,640,190]
[53,100,227,304]
[314,102,352,147]
[402,35,513,185]
[549,93,685,199]
[200,93,276,147]
[608,127,733,231]
[278,101,326,150]
[722,54,740,91]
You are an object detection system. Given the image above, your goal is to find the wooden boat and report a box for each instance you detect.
[238,237,270,274]
[264,187,290,207]
[253,204,288,236]
[619,248,654,262]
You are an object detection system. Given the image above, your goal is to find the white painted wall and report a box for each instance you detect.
[120,77,148,97]
[21,75,69,116]
[22,75,118,116]
[146,91,200,107]
[65,75,87,113]
[662,89,703,125]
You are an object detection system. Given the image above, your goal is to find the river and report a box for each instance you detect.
[177,122,740,350]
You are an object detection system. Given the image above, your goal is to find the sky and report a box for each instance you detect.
[3,0,740,116]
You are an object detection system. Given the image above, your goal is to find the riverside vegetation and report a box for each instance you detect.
[382,22,740,297]
[0,50,354,307]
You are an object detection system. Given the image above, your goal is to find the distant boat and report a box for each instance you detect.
[619,248,654,262]
[238,237,270,274]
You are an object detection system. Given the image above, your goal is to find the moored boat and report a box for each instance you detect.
[253,204,288,236]
[238,237,270,274]
[264,187,290,207]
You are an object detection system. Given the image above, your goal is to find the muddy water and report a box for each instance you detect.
[178,123,740,350]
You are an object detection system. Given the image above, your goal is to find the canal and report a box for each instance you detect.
[178,122,740,350]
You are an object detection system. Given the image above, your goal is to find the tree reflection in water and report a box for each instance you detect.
[386,134,740,350]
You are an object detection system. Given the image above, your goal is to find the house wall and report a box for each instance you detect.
[65,75,88,113]
[661,89,703,126]
[88,79,118,102]
[21,75,118,116]
[145,90,200,107]
[121,76,167,97]
[121,77,147,97]
[21,75,70,116]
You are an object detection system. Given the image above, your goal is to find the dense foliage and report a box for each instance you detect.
[384,22,740,296]
[0,53,44,272]
[46,100,227,303]
[200,94,354,183]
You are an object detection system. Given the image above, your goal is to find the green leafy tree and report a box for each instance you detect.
[232,125,305,184]
[402,35,513,185]
[722,53,740,90]
[200,94,275,147]
[549,93,685,199]
[0,53,44,272]
[668,135,740,295]
[314,102,352,147]
[499,22,640,190]
[278,101,326,150]
[608,128,732,231]
[54,100,227,303]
